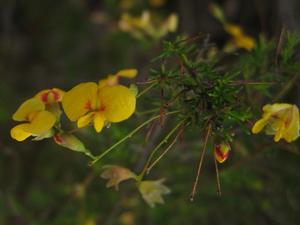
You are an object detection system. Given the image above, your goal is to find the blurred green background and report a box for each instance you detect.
[1,0,300,224]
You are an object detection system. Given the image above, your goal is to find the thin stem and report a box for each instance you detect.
[135,108,160,116]
[146,125,185,173]
[90,111,180,166]
[137,118,187,182]
[137,82,157,98]
[229,81,277,85]
[190,123,212,202]
[273,74,299,102]
[214,155,222,197]
[136,79,158,85]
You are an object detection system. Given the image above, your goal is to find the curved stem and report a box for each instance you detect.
[137,118,187,182]
[273,74,299,102]
[137,82,157,98]
[146,124,186,173]
[90,111,180,166]
[190,123,212,201]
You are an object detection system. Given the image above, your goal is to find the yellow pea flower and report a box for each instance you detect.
[10,98,56,141]
[35,88,65,104]
[99,69,137,88]
[34,88,65,120]
[252,103,300,143]
[209,3,255,51]
[214,142,230,163]
[62,82,136,133]
[119,11,178,40]
[224,23,255,51]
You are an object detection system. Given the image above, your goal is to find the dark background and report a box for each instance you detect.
[1,0,300,225]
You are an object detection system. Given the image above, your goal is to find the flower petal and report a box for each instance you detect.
[77,112,95,128]
[264,103,291,114]
[99,85,136,123]
[274,123,285,142]
[23,111,56,135]
[62,82,98,121]
[13,98,45,122]
[10,124,32,141]
[35,88,65,104]
[99,75,119,88]
[283,105,300,142]
[252,118,268,134]
[93,113,105,133]
[116,69,137,78]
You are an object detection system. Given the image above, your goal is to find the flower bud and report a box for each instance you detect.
[214,142,230,163]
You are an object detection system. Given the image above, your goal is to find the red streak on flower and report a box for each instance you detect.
[53,134,64,144]
[85,101,92,110]
[41,92,49,103]
[99,105,106,112]
[52,90,60,101]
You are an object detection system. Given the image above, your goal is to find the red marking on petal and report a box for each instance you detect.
[52,90,60,101]
[99,105,106,112]
[41,92,49,103]
[85,101,92,110]
[53,134,64,144]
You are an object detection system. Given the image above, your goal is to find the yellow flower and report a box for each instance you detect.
[35,88,65,104]
[98,69,137,88]
[10,98,56,141]
[214,142,230,163]
[252,103,300,142]
[119,11,178,40]
[224,23,255,51]
[62,82,136,133]
[35,88,65,119]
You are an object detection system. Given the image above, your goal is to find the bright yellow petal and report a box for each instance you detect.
[13,98,45,122]
[10,124,32,141]
[116,69,137,78]
[23,111,56,135]
[283,105,300,142]
[77,112,95,128]
[264,103,291,114]
[62,82,98,121]
[93,113,105,133]
[99,75,119,89]
[99,85,136,123]
[252,118,268,134]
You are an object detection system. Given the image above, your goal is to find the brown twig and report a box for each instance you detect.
[190,123,212,201]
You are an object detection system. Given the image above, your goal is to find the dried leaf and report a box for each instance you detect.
[138,179,170,207]
[100,165,137,190]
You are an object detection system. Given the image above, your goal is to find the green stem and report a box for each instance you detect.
[90,111,180,166]
[137,118,187,183]
[135,108,160,116]
[137,82,157,98]
[273,75,299,102]
[146,123,186,173]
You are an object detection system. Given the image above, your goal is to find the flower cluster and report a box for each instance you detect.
[11,69,137,142]
[119,10,178,40]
